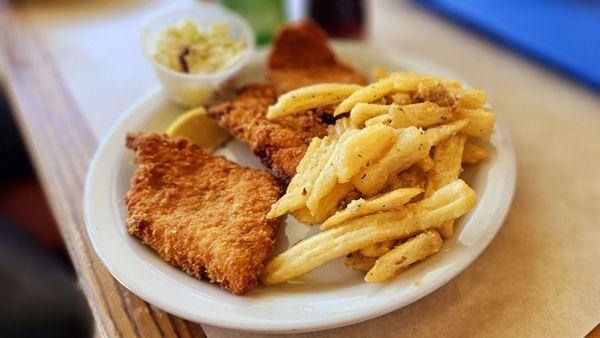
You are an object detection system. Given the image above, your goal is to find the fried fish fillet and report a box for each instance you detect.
[268,21,367,93]
[208,85,331,183]
[208,21,367,183]
[125,133,282,294]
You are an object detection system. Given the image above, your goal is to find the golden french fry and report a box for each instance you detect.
[360,240,395,257]
[327,117,355,139]
[388,165,427,190]
[393,74,432,92]
[321,187,423,230]
[390,92,412,105]
[365,102,454,129]
[321,182,355,207]
[365,230,443,282]
[349,103,390,126]
[425,119,468,146]
[412,80,456,107]
[305,131,356,214]
[351,127,430,196]
[261,179,476,285]
[456,88,487,109]
[438,221,454,239]
[417,155,434,172]
[345,252,377,272]
[425,134,467,238]
[293,183,354,225]
[267,83,362,119]
[394,73,462,92]
[456,107,495,138]
[372,67,390,80]
[425,135,467,197]
[462,142,489,164]
[268,137,335,218]
[335,124,397,183]
[264,72,491,284]
[292,207,321,225]
[333,72,463,115]
[334,75,397,116]
[363,113,390,127]
[314,183,354,223]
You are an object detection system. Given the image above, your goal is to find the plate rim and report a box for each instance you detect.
[84,44,517,334]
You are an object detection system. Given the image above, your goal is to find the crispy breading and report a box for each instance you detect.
[268,21,367,93]
[125,133,282,294]
[208,21,367,183]
[208,85,330,183]
[411,81,456,107]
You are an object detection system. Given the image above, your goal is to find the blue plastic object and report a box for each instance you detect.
[417,0,600,91]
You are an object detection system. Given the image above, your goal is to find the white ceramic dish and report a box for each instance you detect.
[84,42,516,334]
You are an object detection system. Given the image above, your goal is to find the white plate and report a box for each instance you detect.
[84,42,516,334]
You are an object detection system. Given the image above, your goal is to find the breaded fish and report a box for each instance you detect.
[208,21,367,183]
[208,85,330,183]
[268,21,367,93]
[125,133,282,294]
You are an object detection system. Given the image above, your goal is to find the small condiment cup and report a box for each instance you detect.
[141,2,255,107]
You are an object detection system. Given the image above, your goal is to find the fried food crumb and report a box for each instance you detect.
[125,133,282,294]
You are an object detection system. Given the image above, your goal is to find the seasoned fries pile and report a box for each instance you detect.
[263,71,494,285]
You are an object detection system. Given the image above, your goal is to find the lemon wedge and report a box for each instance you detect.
[166,107,231,151]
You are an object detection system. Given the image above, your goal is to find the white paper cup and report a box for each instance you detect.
[141,3,255,107]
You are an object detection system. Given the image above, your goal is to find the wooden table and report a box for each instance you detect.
[1,1,598,337]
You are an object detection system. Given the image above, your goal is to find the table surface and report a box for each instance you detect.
[1,0,599,337]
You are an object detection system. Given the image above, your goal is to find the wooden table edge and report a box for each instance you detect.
[0,4,206,338]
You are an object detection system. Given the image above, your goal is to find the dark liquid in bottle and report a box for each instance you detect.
[308,0,365,39]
